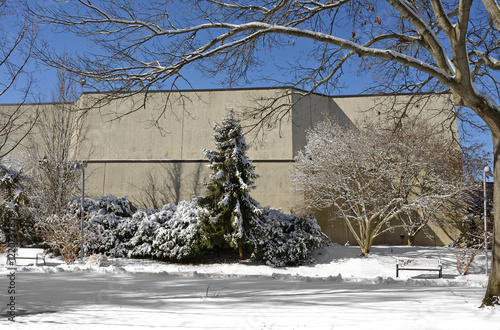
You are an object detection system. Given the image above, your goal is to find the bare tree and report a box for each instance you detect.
[0,0,38,159]
[456,247,482,275]
[26,0,500,305]
[35,213,90,264]
[292,117,469,255]
[28,69,88,220]
[391,122,488,246]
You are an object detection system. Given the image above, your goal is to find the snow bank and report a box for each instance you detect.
[0,245,490,288]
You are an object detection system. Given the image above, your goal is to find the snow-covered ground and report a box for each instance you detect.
[1,245,498,329]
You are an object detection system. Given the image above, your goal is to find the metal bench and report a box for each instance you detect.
[11,248,47,266]
[396,259,442,278]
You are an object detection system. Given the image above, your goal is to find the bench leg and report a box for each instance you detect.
[396,264,399,278]
[35,256,46,266]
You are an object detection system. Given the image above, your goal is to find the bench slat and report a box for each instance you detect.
[398,267,441,271]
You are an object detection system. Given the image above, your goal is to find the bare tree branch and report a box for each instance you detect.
[481,0,500,31]
[0,0,38,159]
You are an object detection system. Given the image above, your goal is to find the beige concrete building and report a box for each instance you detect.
[1,87,458,246]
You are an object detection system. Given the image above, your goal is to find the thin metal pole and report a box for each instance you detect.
[484,167,489,277]
[80,166,85,260]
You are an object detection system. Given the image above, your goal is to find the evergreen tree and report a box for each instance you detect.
[0,164,35,247]
[200,109,261,259]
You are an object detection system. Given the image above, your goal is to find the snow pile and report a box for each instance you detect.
[86,254,108,267]
[0,245,491,288]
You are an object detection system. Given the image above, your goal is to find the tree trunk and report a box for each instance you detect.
[456,90,500,307]
[482,133,500,306]
[14,219,22,248]
[238,239,244,260]
[360,241,372,256]
[407,235,415,247]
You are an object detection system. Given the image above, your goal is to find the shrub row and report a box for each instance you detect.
[69,196,328,266]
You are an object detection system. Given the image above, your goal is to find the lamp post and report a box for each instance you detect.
[483,165,491,277]
[74,163,85,260]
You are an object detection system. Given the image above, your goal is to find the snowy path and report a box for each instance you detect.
[1,271,498,329]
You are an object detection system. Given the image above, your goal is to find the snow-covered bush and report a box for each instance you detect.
[127,206,173,258]
[72,196,207,261]
[153,200,207,261]
[0,164,37,246]
[68,195,134,256]
[249,207,328,267]
[62,193,326,267]
[74,195,134,218]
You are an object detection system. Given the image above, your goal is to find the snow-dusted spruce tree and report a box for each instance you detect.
[453,193,493,250]
[292,117,469,255]
[199,109,262,260]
